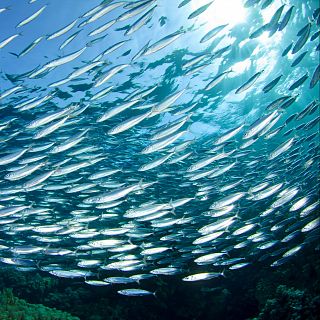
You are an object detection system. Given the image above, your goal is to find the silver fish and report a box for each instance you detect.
[235,70,264,94]
[0,34,20,49]
[47,18,78,40]
[16,5,47,28]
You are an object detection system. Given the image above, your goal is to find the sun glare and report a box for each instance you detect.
[231,58,251,75]
[258,30,283,46]
[192,0,248,29]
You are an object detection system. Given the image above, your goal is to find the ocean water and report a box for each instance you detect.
[0,0,319,319]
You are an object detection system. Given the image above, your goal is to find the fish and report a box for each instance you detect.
[289,73,309,91]
[142,30,184,56]
[47,19,78,40]
[0,34,20,49]
[0,7,9,14]
[249,183,283,201]
[89,86,114,101]
[84,2,126,25]
[187,151,233,172]
[117,0,156,22]
[117,289,154,296]
[150,88,186,115]
[88,19,117,37]
[14,36,44,57]
[244,0,261,8]
[0,148,29,166]
[0,0,318,297]
[4,161,47,181]
[268,137,295,160]
[29,47,87,78]
[310,64,320,89]
[310,30,320,42]
[16,5,47,28]
[200,24,228,43]
[182,272,224,282]
[59,30,81,50]
[292,23,311,54]
[235,70,264,94]
[267,4,285,33]
[261,0,274,10]
[83,182,143,204]
[141,131,187,154]
[96,99,140,122]
[249,24,268,39]
[125,5,156,36]
[22,170,55,189]
[188,1,214,20]
[150,115,189,140]
[108,110,151,135]
[94,64,130,87]
[49,61,103,87]
[295,100,318,120]
[85,280,110,286]
[301,218,320,233]
[0,85,24,100]
[279,94,299,109]
[138,153,173,171]
[210,192,245,210]
[178,0,192,8]
[262,75,282,93]
[182,53,209,69]
[214,125,244,145]
[205,70,232,91]
[26,104,76,129]
[291,51,308,67]
[278,6,295,31]
[16,92,55,111]
[282,42,293,56]
[243,110,279,140]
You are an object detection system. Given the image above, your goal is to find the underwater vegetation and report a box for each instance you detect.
[253,285,320,320]
[0,248,319,320]
[0,288,79,320]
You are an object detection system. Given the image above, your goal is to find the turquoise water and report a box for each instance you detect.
[0,0,319,319]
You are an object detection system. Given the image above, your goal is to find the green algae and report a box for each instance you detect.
[0,289,79,320]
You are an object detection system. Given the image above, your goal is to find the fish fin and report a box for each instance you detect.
[9,52,19,57]
[243,116,251,127]
[221,269,227,278]
[308,16,315,25]
[43,244,51,255]
[28,201,36,209]
[138,178,144,189]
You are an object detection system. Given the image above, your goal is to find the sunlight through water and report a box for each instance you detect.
[192,0,248,28]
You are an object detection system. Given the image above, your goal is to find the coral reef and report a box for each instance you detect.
[0,249,318,320]
[0,288,79,320]
[252,285,320,320]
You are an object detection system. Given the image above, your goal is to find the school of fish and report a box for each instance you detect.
[0,0,319,297]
